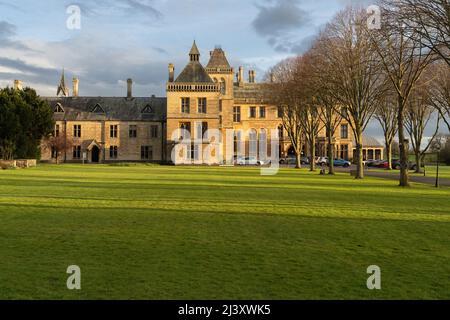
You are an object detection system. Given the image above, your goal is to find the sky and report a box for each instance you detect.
[0,0,442,140]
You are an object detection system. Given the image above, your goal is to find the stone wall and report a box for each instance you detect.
[0,159,36,169]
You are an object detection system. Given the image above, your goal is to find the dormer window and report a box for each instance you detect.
[91,103,105,114]
[142,104,154,114]
[54,103,64,113]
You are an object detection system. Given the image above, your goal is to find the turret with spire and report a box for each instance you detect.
[173,41,213,83]
[189,40,200,62]
[57,69,69,97]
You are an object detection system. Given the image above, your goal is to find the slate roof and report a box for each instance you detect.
[206,48,231,70]
[43,96,167,121]
[233,83,269,103]
[174,62,214,83]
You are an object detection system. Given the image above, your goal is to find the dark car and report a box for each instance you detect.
[366,159,383,167]
[280,155,309,165]
[333,159,351,168]
[393,159,423,170]
[377,160,390,169]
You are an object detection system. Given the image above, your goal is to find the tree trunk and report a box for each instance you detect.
[398,97,410,187]
[386,142,392,170]
[295,152,301,169]
[415,152,422,174]
[309,138,316,171]
[328,132,335,175]
[355,131,364,179]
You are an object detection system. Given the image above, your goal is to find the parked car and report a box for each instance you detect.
[279,155,309,165]
[237,156,266,166]
[392,159,422,170]
[377,160,390,169]
[301,157,310,165]
[316,157,329,166]
[332,158,351,167]
[366,159,383,167]
[279,155,296,165]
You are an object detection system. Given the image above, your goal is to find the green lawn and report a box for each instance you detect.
[422,166,450,180]
[369,165,450,180]
[0,164,449,300]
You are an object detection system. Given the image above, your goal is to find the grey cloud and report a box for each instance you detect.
[252,0,311,38]
[0,30,174,96]
[252,0,313,54]
[0,21,16,39]
[0,21,31,50]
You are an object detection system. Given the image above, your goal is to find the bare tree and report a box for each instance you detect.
[370,1,437,186]
[300,102,322,171]
[43,134,73,164]
[309,42,343,175]
[296,54,324,171]
[317,7,386,179]
[266,58,305,169]
[394,0,450,67]
[429,62,450,132]
[405,79,440,173]
[375,93,398,170]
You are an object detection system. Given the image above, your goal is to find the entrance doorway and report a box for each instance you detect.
[91,146,100,163]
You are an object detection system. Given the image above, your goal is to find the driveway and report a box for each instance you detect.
[336,166,450,187]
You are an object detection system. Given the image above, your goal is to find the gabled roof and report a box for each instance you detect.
[54,103,65,113]
[353,135,383,147]
[44,96,167,121]
[174,62,214,83]
[91,103,105,113]
[206,48,231,70]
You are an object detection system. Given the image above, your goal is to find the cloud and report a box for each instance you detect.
[0,21,31,51]
[0,27,175,97]
[253,0,311,38]
[252,0,313,54]
[66,0,163,22]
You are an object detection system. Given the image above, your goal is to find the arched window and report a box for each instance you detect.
[259,128,267,160]
[234,130,243,156]
[248,129,257,157]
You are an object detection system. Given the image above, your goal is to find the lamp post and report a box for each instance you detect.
[435,144,441,188]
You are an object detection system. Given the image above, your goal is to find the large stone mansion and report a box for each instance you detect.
[30,42,383,164]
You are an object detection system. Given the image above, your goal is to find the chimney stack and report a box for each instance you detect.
[72,77,79,97]
[168,63,175,82]
[238,66,244,86]
[249,70,256,83]
[127,78,133,99]
[14,80,23,90]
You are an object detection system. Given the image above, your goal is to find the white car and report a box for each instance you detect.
[236,157,266,166]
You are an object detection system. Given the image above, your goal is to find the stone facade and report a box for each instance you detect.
[39,42,383,164]
[41,97,167,163]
